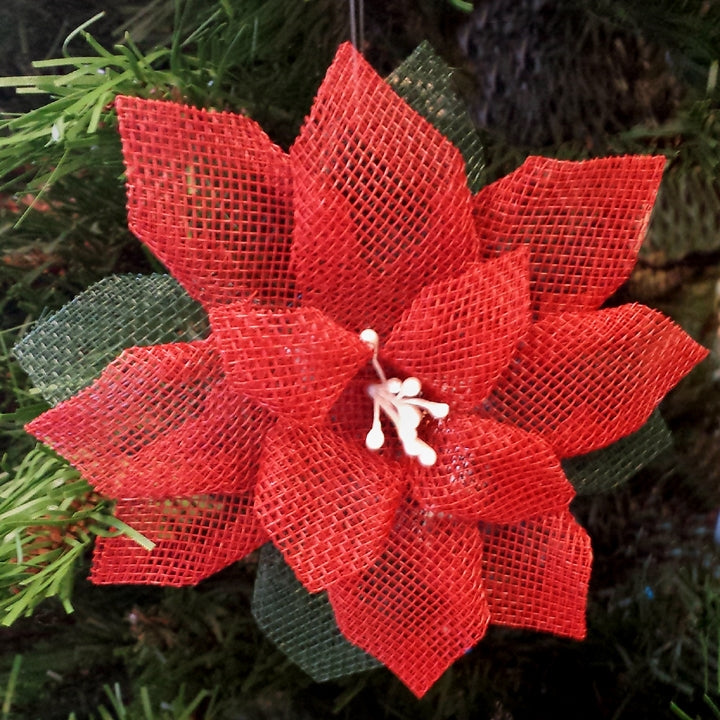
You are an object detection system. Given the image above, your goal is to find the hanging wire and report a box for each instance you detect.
[348,0,364,50]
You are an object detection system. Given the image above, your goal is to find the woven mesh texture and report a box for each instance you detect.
[384,254,529,412]
[488,304,706,458]
[92,494,266,586]
[386,41,486,192]
[26,340,272,499]
[14,274,208,406]
[328,504,490,699]
[18,41,710,698]
[256,422,403,593]
[115,95,295,309]
[479,512,591,637]
[252,544,381,682]
[210,303,371,425]
[562,410,672,494]
[473,155,666,317]
[290,42,478,337]
[645,155,720,261]
[412,415,574,524]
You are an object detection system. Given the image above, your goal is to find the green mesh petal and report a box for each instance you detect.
[562,410,672,494]
[251,544,381,682]
[643,159,720,261]
[14,274,208,406]
[387,41,486,192]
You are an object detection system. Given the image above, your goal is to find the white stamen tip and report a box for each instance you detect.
[360,328,379,348]
[366,425,385,450]
[386,377,402,394]
[433,402,450,419]
[400,377,421,397]
[359,328,448,467]
[418,444,438,467]
[398,404,422,430]
[401,436,423,457]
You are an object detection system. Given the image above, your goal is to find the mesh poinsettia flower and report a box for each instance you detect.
[23,42,707,697]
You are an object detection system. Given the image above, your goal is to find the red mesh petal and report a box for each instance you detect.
[256,423,404,592]
[473,155,665,316]
[328,504,490,698]
[327,365,378,446]
[210,303,371,425]
[412,415,574,523]
[27,340,272,498]
[290,42,478,336]
[480,512,591,638]
[116,96,294,308]
[384,253,530,410]
[91,493,266,586]
[488,304,708,457]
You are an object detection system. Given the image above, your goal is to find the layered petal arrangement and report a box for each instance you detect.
[22,43,707,697]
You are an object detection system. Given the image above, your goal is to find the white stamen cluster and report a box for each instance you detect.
[360,328,449,466]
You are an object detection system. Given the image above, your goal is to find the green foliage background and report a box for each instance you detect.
[1,1,720,718]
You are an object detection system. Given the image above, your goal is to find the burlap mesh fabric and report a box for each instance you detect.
[28,340,273,499]
[116,95,295,309]
[412,415,574,524]
[473,155,666,317]
[386,42,486,192]
[290,44,478,337]
[459,1,720,264]
[252,544,381,681]
[256,422,404,593]
[209,303,371,425]
[14,274,208,406]
[562,411,672,494]
[479,512,591,637]
[487,304,704,458]
[328,503,491,699]
[383,254,529,413]
[19,41,708,697]
[92,494,266,586]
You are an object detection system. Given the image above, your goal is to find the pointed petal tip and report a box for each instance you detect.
[475,154,669,315]
[490,304,710,457]
[116,95,295,308]
[413,416,575,524]
[290,36,477,335]
[328,507,490,698]
[24,340,269,499]
[256,423,403,592]
[481,511,592,639]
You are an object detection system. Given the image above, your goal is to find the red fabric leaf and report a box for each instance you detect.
[116,96,295,308]
[412,415,574,523]
[384,252,530,410]
[487,304,708,456]
[480,512,592,638]
[210,303,371,425]
[91,493,266,586]
[27,340,272,498]
[255,423,404,592]
[329,504,490,698]
[473,155,665,316]
[290,42,478,336]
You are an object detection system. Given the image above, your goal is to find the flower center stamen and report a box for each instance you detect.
[359,328,449,466]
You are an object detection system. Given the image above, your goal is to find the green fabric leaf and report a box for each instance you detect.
[251,543,381,682]
[14,274,208,406]
[387,41,487,192]
[562,410,672,494]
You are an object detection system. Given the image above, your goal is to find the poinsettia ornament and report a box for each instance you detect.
[24,42,707,697]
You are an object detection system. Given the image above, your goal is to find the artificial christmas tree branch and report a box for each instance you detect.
[0,446,152,626]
